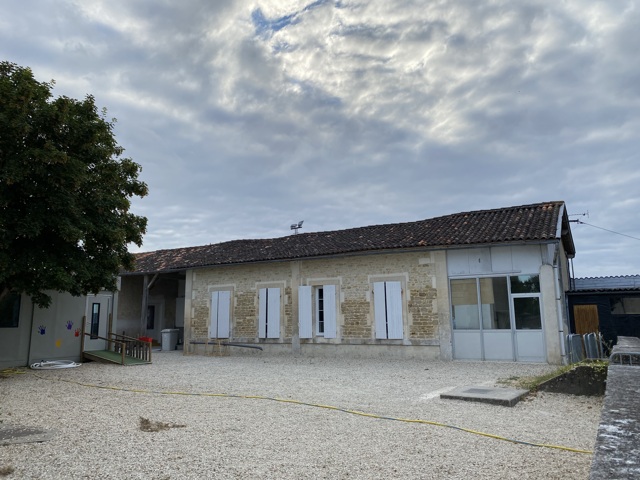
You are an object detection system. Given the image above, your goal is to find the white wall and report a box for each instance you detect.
[448,245,546,276]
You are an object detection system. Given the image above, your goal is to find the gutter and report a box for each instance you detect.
[552,244,567,362]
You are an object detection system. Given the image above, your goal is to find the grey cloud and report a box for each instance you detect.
[2,0,639,276]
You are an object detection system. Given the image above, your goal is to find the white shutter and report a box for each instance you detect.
[298,286,312,339]
[323,285,337,338]
[217,290,231,338]
[258,288,268,338]
[209,291,220,338]
[267,288,281,338]
[385,281,403,339]
[373,282,388,339]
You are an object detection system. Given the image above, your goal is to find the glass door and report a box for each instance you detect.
[511,275,545,362]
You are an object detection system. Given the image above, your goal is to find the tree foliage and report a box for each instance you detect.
[0,61,148,307]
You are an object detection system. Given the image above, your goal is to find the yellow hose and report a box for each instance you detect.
[20,371,593,455]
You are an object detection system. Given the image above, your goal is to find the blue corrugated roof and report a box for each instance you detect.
[572,276,640,292]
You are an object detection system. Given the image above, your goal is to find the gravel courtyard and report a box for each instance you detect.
[0,352,602,479]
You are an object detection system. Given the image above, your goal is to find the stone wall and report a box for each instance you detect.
[186,251,447,355]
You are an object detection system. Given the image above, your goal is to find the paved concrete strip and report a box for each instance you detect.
[440,386,529,407]
[0,424,55,446]
[590,365,640,480]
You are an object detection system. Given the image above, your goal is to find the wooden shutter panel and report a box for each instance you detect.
[258,288,268,338]
[385,281,403,339]
[209,291,220,338]
[267,288,281,338]
[299,286,312,339]
[217,290,231,338]
[373,282,388,339]
[574,305,599,335]
[323,285,337,338]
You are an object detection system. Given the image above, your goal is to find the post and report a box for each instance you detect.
[140,275,149,337]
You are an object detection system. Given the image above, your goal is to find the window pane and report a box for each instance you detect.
[0,293,21,328]
[91,303,101,338]
[514,297,542,329]
[610,296,640,315]
[510,275,540,293]
[480,277,510,329]
[451,279,479,329]
[316,287,324,335]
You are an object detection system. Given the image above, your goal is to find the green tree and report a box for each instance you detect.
[0,61,148,307]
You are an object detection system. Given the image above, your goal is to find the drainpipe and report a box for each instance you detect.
[26,298,36,366]
[553,244,567,363]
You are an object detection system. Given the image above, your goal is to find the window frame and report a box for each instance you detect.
[450,274,543,332]
[90,302,101,339]
[315,286,325,336]
[0,292,21,328]
[299,283,338,339]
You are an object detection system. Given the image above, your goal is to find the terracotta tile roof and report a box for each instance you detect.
[127,201,572,274]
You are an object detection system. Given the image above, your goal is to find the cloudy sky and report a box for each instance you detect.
[3,1,639,278]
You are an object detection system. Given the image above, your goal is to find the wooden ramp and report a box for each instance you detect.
[83,350,151,366]
[82,333,153,366]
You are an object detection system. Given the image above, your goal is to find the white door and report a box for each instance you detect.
[513,296,545,362]
[84,295,110,352]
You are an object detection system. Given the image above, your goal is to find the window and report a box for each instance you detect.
[0,292,20,328]
[510,275,541,331]
[451,279,479,330]
[513,297,542,329]
[316,287,325,335]
[610,296,640,315]
[91,303,100,338]
[259,287,281,339]
[210,290,231,338]
[450,274,542,331]
[480,277,510,329]
[299,285,337,339]
[510,275,540,293]
[146,305,155,330]
[373,281,403,339]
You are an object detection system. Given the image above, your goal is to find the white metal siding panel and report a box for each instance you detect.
[258,288,267,338]
[373,282,388,339]
[469,248,491,274]
[491,246,513,273]
[447,250,470,275]
[512,245,543,274]
[298,286,312,339]
[385,281,403,339]
[209,291,220,338]
[323,285,337,339]
[267,288,281,338]
[217,290,231,338]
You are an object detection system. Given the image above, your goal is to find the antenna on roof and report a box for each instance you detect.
[290,220,304,234]
[568,211,589,223]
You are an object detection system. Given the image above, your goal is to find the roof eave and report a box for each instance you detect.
[557,203,576,258]
[122,237,564,276]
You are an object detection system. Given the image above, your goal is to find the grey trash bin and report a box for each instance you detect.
[161,329,179,351]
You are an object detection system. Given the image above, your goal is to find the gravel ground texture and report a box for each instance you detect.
[0,352,603,480]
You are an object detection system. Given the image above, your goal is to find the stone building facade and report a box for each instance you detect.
[118,201,576,363]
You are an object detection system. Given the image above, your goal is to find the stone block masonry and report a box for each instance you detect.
[185,250,450,352]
